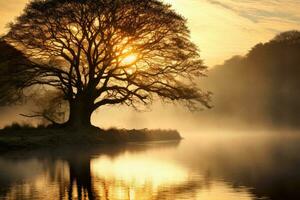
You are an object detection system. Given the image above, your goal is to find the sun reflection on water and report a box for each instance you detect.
[90,152,254,200]
[92,155,188,186]
[91,154,189,200]
[0,139,262,200]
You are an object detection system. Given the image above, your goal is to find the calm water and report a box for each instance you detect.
[1,132,300,200]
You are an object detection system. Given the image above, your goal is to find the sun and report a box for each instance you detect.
[121,54,138,65]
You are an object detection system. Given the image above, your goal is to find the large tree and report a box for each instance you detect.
[5,0,210,128]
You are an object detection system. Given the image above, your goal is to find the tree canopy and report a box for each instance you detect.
[2,0,210,127]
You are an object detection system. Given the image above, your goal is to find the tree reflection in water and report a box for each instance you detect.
[67,156,95,200]
[63,141,208,200]
[0,139,264,200]
[1,142,208,200]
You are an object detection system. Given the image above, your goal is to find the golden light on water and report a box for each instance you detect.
[89,150,255,200]
[91,155,189,200]
[91,155,188,186]
[1,136,271,200]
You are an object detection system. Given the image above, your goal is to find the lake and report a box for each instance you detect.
[0,131,300,200]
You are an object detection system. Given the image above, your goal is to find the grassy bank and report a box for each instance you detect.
[0,125,182,152]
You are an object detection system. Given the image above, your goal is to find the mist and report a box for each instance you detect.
[200,31,300,130]
[2,31,300,136]
[92,31,300,134]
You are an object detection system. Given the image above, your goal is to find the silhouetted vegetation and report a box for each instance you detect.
[204,30,300,128]
[0,40,35,106]
[0,124,181,151]
[2,122,38,130]
[0,0,210,130]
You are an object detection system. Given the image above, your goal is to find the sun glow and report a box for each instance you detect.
[121,54,138,66]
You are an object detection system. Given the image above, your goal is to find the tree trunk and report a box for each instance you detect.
[66,98,94,129]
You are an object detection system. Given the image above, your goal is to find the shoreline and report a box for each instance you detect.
[0,127,182,152]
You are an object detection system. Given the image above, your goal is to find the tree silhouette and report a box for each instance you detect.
[4,0,210,128]
[0,39,34,106]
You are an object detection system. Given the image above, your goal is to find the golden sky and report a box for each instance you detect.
[1,0,300,66]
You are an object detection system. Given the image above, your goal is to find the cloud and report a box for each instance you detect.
[165,0,300,66]
[206,0,300,28]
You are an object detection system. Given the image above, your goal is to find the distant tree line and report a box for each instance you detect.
[205,30,300,127]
